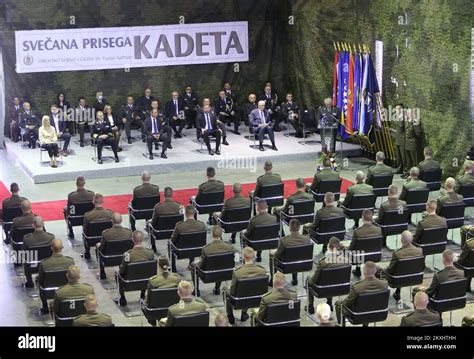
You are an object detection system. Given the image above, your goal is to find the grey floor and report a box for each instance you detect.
[0,146,472,327]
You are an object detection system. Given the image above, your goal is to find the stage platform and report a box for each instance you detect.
[4,127,362,184]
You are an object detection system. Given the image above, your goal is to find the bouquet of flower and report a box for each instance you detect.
[316,150,338,173]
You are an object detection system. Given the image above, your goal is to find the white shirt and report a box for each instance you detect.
[107,114,114,126]
[205,113,212,130]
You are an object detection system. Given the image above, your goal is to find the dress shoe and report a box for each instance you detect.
[215,150,221,155]
[234,131,241,135]
[168,143,173,149]
[161,153,167,159]
[208,150,215,156]
[115,156,119,163]
[272,145,278,151]
[62,150,69,157]
[149,154,154,160]
[259,144,264,151]
[240,312,249,322]
[222,138,229,146]
[213,288,220,295]
[24,281,34,288]
[177,133,183,138]
[127,138,132,144]
[174,134,179,139]
[97,159,103,164]
[118,147,123,152]
[305,304,315,314]
[80,141,84,147]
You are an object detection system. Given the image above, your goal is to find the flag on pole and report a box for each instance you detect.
[361,54,380,144]
[345,51,354,134]
[352,52,361,132]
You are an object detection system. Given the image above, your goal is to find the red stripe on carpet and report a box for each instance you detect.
[1,178,353,222]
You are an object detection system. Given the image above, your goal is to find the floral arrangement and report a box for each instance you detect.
[316,150,338,173]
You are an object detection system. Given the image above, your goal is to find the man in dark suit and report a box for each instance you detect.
[259,84,281,131]
[82,194,113,259]
[92,91,107,113]
[197,104,222,156]
[130,171,160,231]
[190,225,234,296]
[215,90,240,135]
[269,219,310,285]
[243,94,257,126]
[93,111,119,164]
[250,101,277,151]
[335,261,388,325]
[64,176,94,239]
[381,230,423,301]
[9,96,22,142]
[49,105,72,155]
[182,85,199,129]
[137,88,156,122]
[400,291,442,327]
[121,95,142,144]
[281,93,302,137]
[74,97,92,147]
[116,230,155,306]
[144,108,170,160]
[413,200,447,244]
[18,102,40,148]
[169,205,206,272]
[148,100,173,149]
[413,249,464,298]
[165,91,186,138]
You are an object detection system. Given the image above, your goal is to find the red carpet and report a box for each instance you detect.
[1,178,352,222]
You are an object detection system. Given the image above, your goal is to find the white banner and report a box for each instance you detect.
[15,21,249,73]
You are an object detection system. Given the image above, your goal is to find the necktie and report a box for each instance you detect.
[174,100,178,114]
[206,113,211,130]
[261,111,265,124]
[152,118,157,133]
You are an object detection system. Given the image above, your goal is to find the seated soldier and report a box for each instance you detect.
[457,235,474,292]
[273,178,313,227]
[190,225,234,296]
[130,171,160,231]
[436,177,463,215]
[169,205,206,272]
[23,216,54,287]
[1,182,26,238]
[82,193,113,259]
[161,280,207,327]
[116,230,155,306]
[455,162,474,193]
[190,166,225,222]
[52,265,94,315]
[250,161,282,213]
[306,237,347,313]
[64,176,94,239]
[269,219,310,285]
[212,183,251,243]
[96,212,133,280]
[73,294,113,327]
[303,192,344,254]
[418,146,440,180]
[9,199,35,243]
[243,199,278,262]
[226,246,267,324]
[375,184,407,246]
[381,230,423,301]
[256,271,297,322]
[340,171,374,228]
[150,187,182,228]
[335,261,388,325]
[348,209,382,277]
[37,239,74,314]
[365,151,393,186]
[400,291,442,327]
[413,200,447,244]
[413,250,464,299]
[399,167,427,223]
[308,158,340,193]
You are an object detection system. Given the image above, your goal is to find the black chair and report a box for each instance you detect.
[217,206,252,234]
[460,184,474,207]
[428,278,467,325]
[298,108,318,145]
[169,230,207,265]
[23,244,53,284]
[141,287,180,326]
[54,298,86,326]
[405,188,430,215]
[342,289,390,326]
[128,194,161,229]
[371,174,394,198]
[82,219,113,251]
[382,256,425,306]
[253,300,301,327]
[307,264,352,299]
[148,213,183,252]
[280,199,315,227]
[309,215,346,245]
[195,252,235,293]
[225,275,269,314]
[341,194,376,222]
[378,209,409,248]
[251,183,285,213]
[413,226,448,256]
[348,234,384,263]
[191,190,225,215]
[241,222,280,252]
[37,269,69,308]
[10,226,35,264]
[438,202,465,230]
[64,201,94,229]
[167,311,209,327]
[116,259,158,298]
[420,168,442,191]
[273,242,314,278]
[1,205,22,244]
[309,179,342,203]
[97,238,134,275]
